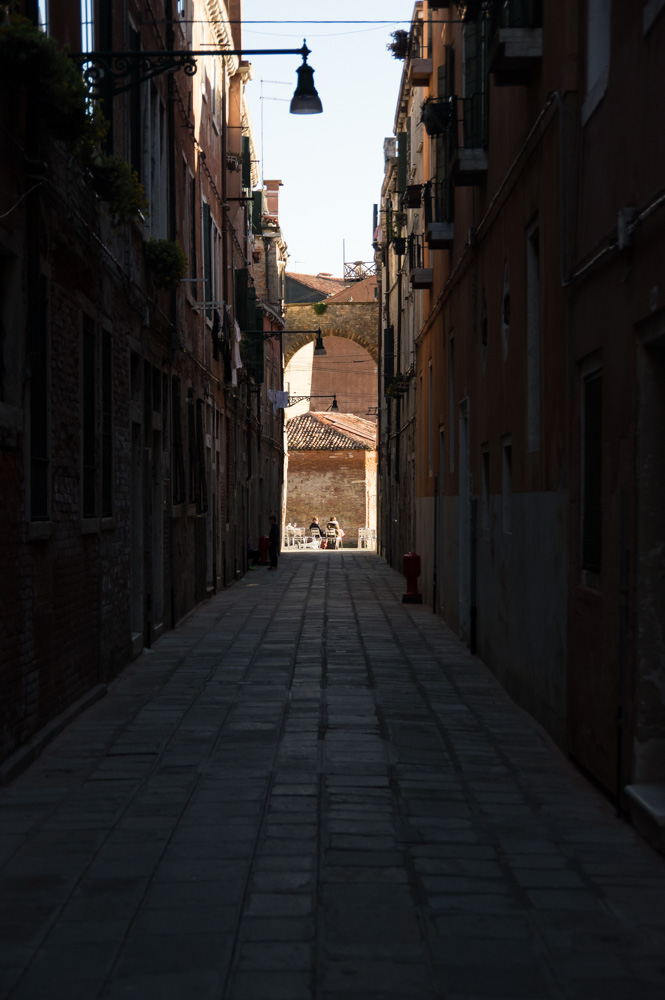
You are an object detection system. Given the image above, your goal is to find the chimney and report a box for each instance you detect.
[264,180,283,220]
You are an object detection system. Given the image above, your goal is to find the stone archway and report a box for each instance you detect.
[284,301,379,365]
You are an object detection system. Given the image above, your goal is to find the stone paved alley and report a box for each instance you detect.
[1,551,665,1000]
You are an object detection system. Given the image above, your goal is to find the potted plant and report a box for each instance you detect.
[0,13,90,142]
[312,302,328,316]
[144,238,188,291]
[420,96,453,137]
[387,29,409,60]
[89,153,149,228]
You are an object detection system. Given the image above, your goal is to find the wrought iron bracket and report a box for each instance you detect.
[286,394,337,407]
[70,44,310,99]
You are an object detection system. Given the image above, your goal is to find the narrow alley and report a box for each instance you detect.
[1,551,664,1000]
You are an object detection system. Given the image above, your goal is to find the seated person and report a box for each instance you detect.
[326,516,344,548]
[309,516,321,535]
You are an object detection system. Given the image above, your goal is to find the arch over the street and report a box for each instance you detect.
[284,302,379,365]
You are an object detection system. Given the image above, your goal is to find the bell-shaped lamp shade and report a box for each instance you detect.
[290,60,323,115]
[331,394,339,412]
[313,330,326,356]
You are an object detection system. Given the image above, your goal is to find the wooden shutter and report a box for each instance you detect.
[242,135,251,189]
[397,132,407,193]
[384,326,395,378]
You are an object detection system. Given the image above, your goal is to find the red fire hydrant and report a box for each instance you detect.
[402,551,423,604]
[258,535,270,565]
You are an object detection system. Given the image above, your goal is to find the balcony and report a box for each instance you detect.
[408,235,433,289]
[448,94,488,186]
[407,32,432,87]
[424,181,454,249]
[488,0,543,86]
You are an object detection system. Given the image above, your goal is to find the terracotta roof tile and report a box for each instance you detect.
[285,272,348,297]
[286,412,376,451]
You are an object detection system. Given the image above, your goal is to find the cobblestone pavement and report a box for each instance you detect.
[1,551,665,1000]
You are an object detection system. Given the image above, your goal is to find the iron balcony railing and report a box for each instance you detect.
[344,261,377,281]
[407,233,427,271]
[490,0,543,29]
[448,93,489,152]
[424,179,453,227]
[420,94,488,151]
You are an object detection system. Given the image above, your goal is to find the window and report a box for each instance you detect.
[203,202,212,319]
[481,290,487,348]
[80,0,94,51]
[481,447,490,535]
[502,261,510,358]
[82,317,96,518]
[583,0,612,122]
[462,18,489,148]
[502,436,512,535]
[384,326,395,380]
[172,376,185,504]
[581,369,602,574]
[526,223,541,451]
[187,387,196,504]
[428,363,433,476]
[189,175,197,281]
[101,331,113,517]
[30,277,50,521]
[141,81,167,237]
[38,0,49,33]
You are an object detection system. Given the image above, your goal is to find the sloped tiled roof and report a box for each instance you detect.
[286,412,377,451]
[285,272,348,297]
[326,275,378,303]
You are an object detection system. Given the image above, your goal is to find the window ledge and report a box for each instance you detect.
[101,517,116,532]
[80,518,101,535]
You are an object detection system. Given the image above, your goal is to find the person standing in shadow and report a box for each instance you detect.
[268,515,280,570]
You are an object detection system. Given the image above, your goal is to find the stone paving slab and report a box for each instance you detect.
[1,550,665,999]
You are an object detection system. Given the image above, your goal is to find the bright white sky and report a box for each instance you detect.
[241,1,412,277]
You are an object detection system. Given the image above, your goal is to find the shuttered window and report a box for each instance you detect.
[202,202,212,319]
[384,326,395,379]
[242,135,251,189]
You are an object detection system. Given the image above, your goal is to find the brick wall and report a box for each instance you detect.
[286,450,373,545]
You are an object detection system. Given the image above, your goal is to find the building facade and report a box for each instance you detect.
[377,1,665,843]
[0,0,285,765]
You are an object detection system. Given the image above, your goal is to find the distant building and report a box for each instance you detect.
[285,412,377,544]
[285,272,348,304]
